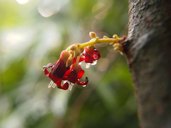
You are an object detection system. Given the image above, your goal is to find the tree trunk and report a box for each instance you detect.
[127,0,171,128]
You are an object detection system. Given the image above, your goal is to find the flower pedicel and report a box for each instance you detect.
[43,32,126,90]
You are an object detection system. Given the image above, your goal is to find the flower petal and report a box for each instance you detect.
[77,77,88,86]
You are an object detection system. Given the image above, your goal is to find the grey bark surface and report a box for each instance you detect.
[127,0,171,128]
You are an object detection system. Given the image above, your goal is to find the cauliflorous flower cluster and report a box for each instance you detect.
[43,32,126,90]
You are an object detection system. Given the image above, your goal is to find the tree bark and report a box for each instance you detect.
[127,0,171,128]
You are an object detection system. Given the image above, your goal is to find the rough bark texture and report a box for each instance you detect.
[127,0,171,128]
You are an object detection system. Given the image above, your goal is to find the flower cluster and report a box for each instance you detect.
[43,32,126,90]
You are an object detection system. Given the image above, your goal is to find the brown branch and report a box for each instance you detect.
[127,0,171,128]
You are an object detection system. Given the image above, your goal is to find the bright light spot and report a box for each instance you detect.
[50,91,70,117]
[38,7,56,18]
[2,32,26,52]
[16,0,29,5]
[37,0,69,18]
[0,28,33,60]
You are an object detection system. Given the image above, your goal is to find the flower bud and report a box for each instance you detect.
[89,32,97,38]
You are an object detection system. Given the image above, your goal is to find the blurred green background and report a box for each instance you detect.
[0,0,138,128]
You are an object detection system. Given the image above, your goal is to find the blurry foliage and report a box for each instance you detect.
[0,59,26,92]
[0,0,138,128]
[0,1,22,28]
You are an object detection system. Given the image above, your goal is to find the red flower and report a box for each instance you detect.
[43,51,70,90]
[63,63,88,87]
[82,47,101,63]
[43,47,100,90]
